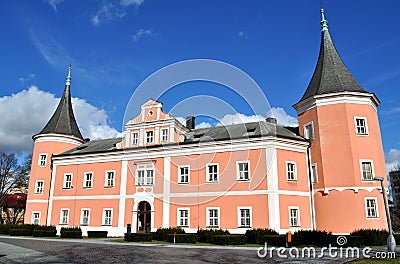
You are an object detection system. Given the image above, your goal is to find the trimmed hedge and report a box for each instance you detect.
[350,229,388,246]
[292,230,333,247]
[263,235,286,246]
[167,233,197,244]
[245,228,279,244]
[197,229,230,243]
[124,233,153,242]
[33,225,57,237]
[60,227,82,239]
[154,227,185,241]
[212,235,246,245]
[0,224,13,235]
[88,231,108,238]
[9,229,32,236]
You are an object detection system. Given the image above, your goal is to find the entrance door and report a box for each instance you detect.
[137,201,151,232]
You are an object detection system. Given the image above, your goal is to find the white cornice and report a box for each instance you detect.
[313,186,381,194]
[293,92,380,115]
[34,134,83,145]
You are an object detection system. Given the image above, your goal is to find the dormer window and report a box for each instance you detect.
[132,132,138,145]
[146,131,154,143]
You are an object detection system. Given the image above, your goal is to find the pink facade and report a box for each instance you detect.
[25,10,389,236]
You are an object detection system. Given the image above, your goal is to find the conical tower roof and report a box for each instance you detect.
[34,66,83,140]
[298,8,366,102]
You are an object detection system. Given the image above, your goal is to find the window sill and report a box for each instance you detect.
[83,187,92,189]
[362,179,375,182]
[63,187,72,190]
[290,226,300,228]
[34,192,43,195]
[287,180,298,183]
[237,179,250,182]
[206,181,219,184]
[206,226,220,229]
[178,182,189,185]
[178,226,189,228]
[80,224,88,226]
[59,223,68,225]
[238,226,252,228]
[104,185,115,188]
[366,217,379,219]
[102,224,112,226]
[356,133,369,136]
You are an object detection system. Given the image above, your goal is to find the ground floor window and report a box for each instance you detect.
[60,209,69,225]
[103,209,112,226]
[32,212,40,225]
[238,207,251,228]
[289,207,300,227]
[207,208,219,228]
[177,208,189,227]
[81,209,90,226]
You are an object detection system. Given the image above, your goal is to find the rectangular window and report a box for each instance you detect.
[38,154,47,167]
[63,174,73,189]
[238,207,251,228]
[60,209,69,225]
[146,170,154,185]
[289,207,300,227]
[84,172,93,188]
[207,208,219,228]
[137,170,145,185]
[132,132,138,145]
[286,162,297,181]
[206,164,219,183]
[105,171,115,187]
[311,164,318,183]
[146,131,154,143]
[365,198,378,218]
[177,208,189,227]
[136,163,154,186]
[103,209,112,226]
[355,117,368,135]
[361,160,374,181]
[304,122,314,140]
[81,209,90,226]
[178,166,190,184]
[32,212,40,225]
[35,180,44,194]
[161,129,168,142]
[237,161,249,181]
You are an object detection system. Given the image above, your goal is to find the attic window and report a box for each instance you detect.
[246,127,256,133]
[194,133,204,139]
[77,145,88,150]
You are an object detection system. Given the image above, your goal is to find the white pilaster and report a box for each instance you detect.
[163,156,171,227]
[47,165,57,225]
[266,145,280,232]
[118,159,128,229]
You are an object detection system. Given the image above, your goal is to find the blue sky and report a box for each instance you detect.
[1,0,400,170]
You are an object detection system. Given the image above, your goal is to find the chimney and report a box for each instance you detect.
[266,117,277,124]
[186,116,195,130]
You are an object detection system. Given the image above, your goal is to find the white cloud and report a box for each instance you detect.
[238,31,248,38]
[0,86,120,154]
[18,73,36,86]
[386,148,400,172]
[46,0,64,12]
[120,0,144,8]
[268,107,298,127]
[218,113,264,126]
[91,0,144,26]
[132,29,153,42]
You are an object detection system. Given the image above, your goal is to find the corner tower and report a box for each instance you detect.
[293,9,387,233]
[26,66,84,225]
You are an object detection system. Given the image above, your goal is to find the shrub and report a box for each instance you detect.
[263,235,286,246]
[154,227,185,241]
[347,236,364,247]
[0,224,13,235]
[60,227,82,239]
[350,229,388,246]
[292,230,333,247]
[212,235,246,245]
[12,224,36,235]
[197,229,230,243]
[245,228,279,244]
[88,231,108,238]
[167,233,197,244]
[33,225,57,237]
[124,233,152,242]
[9,229,32,236]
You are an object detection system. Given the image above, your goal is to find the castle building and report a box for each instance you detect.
[25,9,388,236]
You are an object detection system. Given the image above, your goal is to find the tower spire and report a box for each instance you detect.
[320,8,328,31]
[66,64,72,86]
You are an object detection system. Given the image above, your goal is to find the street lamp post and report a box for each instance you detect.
[374,176,396,252]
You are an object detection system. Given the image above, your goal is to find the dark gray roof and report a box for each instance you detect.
[59,138,122,156]
[35,85,83,140]
[184,121,304,142]
[299,29,366,102]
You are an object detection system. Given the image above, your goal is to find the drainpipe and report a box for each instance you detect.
[306,143,316,231]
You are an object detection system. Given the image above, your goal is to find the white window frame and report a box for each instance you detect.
[178,165,190,184]
[38,153,47,167]
[238,207,252,228]
[146,130,154,144]
[32,212,41,225]
[360,160,375,181]
[34,180,44,194]
[206,207,220,228]
[286,161,297,182]
[102,208,113,226]
[303,122,314,140]
[236,161,250,181]
[63,173,73,189]
[80,208,90,226]
[206,163,219,183]
[177,208,190,227]
[83,172,93,188]
[131,132,138,145]
[289,206,300,227]
[105,170,115,188]
[161,128,169,142]
[311,163,318,183]
[364,197,379,219]
[60,209,69,225]
[354,116,369,136]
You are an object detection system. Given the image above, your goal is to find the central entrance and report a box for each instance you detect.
[137,201,151,232]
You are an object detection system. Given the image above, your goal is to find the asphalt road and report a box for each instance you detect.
[0,237,356,264]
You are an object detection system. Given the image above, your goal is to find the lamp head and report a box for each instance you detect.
[374,177,384,181]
